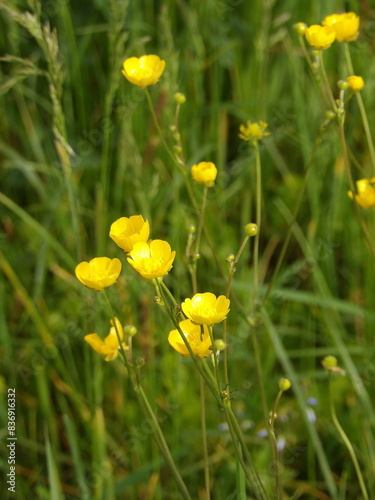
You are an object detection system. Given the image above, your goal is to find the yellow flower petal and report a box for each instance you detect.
[110,215,150,252]
[84,317,128,361]
[168,319,212,358]
[348,177,375,208]
[75,257,122,290]
[127,240,176,279]
[191,162,218,187]
[122,55,166,88]
[322,12,359,42]
[238,120,270,143]
[305,25,336,50]
[181,292,230,325]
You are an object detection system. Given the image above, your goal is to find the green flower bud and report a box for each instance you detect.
[293,22,307,35]
[215,339,227,351]
[245,223,258,237]
[124,325,137,337]
[322,355,338,369]
[174,92,186,104]
[278,378,291,391]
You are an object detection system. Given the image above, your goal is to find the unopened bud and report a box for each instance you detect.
[174,92,186,104]
[124,325,137,337]
[322,355,338,369]
[245,223,258,237]
[278,378,291,391]
[215,339,227,351]
[293,22,307,35]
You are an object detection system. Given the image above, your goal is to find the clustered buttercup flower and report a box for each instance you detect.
[122,55,166,88]
[84,318,129,361]
[181,292,230,325]
[168,319,212,358]
[239,120,270,144]
[347,178,375,208]
[127,240,176,279]
[322,12,359,42]
[305,25,336,50]
[303,12,359,51]
[75,257,122,291]
[191,161,218,187]
[110,215,150,253]
[346,75,364,93]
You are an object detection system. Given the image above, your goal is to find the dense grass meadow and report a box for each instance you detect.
[1,0,375,498]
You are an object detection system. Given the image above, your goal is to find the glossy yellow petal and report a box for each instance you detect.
[84,318,128,361]
[181,292,230,325]
[122,55,166,88]
[348,178,375,209]
[168,319,212,358]
[191,162,218,187]
[110,215,150,252]
[322,12,359,42]
[75,257,122,290]
[346,75,364,92]
[127,240,175,279]
[305,25,336,50]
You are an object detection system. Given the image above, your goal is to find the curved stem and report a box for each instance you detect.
[101,290,192,500]
[329,374,369,500]
[200,375,211,500]
[343,43,375,175]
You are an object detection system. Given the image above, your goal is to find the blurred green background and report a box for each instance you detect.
[1,0,374,498]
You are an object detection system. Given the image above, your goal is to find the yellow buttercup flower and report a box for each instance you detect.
[85,317,128,361]
[181,292,230,325]
[191,161,218,187]
[346,75,364,92]
[75,257,122,291]
[239,120,270,144]
[127,240,176,279]
[122,55,166,88]
[110,215,150,253]
[305,25,336,50]
[168,319,212,358]
[348,178,375,208]
[322,12,359,42]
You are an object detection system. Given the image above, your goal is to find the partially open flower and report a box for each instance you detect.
[346,75,364,93]
[85,318,128,361]
[75,257,121,291]
[305,25,336,50]
[168,319,212,358]
[191,162,218,187]
[127,240,176,279]
[122,55,166,88]
[181,292,230,325]
[110,215,150,252]
[348,177,375,208]
[322,12,359,42]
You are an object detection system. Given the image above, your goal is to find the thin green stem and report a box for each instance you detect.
[200,375,211,500]
[195,186,208,255]
[328,374,369,500]
[101,290,192,500]
[319,51,338,112]
[344,43,375,175]
[338,124,375,258]
[269,390,283,500]
[252,142,262,314]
